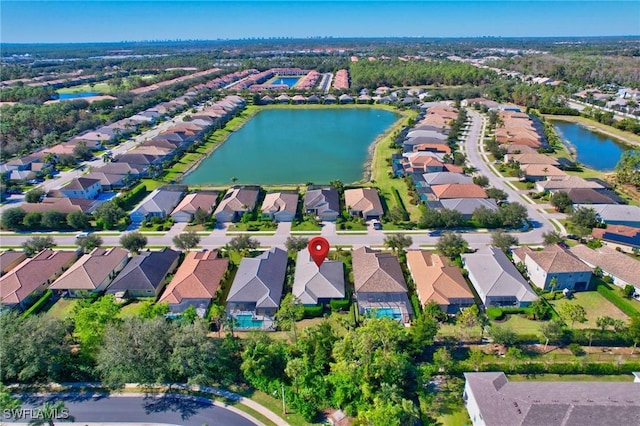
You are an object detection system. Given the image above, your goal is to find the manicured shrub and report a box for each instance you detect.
[330,299,350,312]
[303,304,323,319]
[568,343,585,356]
[597,282,640,317]
[486,307,504,320]
[21,290,53,318]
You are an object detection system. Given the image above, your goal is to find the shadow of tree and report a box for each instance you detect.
[19,391,109,405]
[142,393,212,420]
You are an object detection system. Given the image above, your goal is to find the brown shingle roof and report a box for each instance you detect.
[406,251,473,306]
[49,247,129,291]
[352,247,407,293]
[570,245,640,287]
[0,251,27,274]
[513,246,591,274]
[171,192,219,216]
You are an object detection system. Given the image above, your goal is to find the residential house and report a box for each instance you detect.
[401,153,445,174]
[439,198,498,220]
[338,94,354,104]
[293,248,345,305]
[570,244,640,294]
[576,204,640,228]
[562,188,617,205]
[352,247,412,323]
[536,176,604,193]
[261,192,299,222]
[129,188,185,223]
[463,372,640,426]
[214,186,260,223]
[93,162,145,178]
[59,177,102,199]
[344,188,384,220]
[21,197,93,215]
[226,248,288,329]
[432,184,488,200]
[82,172,127,191]
[423,172,473,186]
[592,225,640,253]
[406,251,475,314]
[520,164,567,181]
[170,192,219,223]
[304,187,340,221]
[159,251,229,316]
[0,251,27,276]
[512,246,593,291]
[106,248,180,298]
[49,248,129,297]
[462,246,537,307]
[506,153,560,165]
[0,250,77,309]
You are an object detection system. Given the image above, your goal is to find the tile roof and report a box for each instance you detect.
[171,192,219,216]
[49,247,129,291]
[159,251,228,304]
[215,187,260,217]
[512,245,592,274]
[465,372,640,426]
[406,251,473,306]
[432,183,488,199]
[0,250,77,305]
[520,164,567,178]
[510,153,560,165]
[293,249,345,305]
[344,188,383,214]
[570,244,640,287]
[352,247,408,293]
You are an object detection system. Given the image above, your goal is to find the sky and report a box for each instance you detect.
[1,1,639,43]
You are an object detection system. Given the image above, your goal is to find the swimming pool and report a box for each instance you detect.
[234,313,265,329]
[366,307,403,320]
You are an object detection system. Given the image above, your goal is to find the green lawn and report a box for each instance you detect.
[43,298,80,320]
[511,181,535,191]
[492,314,544,335]
[57,82,113,94]
[437,408,471,426]
[291,220,321,231]
[118,301,148,318]
[550,291,629,329]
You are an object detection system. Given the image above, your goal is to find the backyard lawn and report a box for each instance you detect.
[550,291,629,329]
[43,298,80,320]
[118,301,147,318]
[493,314,543,335]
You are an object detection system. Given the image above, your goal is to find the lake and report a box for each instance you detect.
[57,92,101,100]
[552,121,631,171]
[182,108,400,185]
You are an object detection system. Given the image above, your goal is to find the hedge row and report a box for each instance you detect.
[597,282,640,317]
[391,187,407,212]
[330,299,350,312]
[303,304,323,319]
[22,290,53,318]
[454,361,640,376]
[120,184,148,211]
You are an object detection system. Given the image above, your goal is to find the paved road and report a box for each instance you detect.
[7,394,259,426]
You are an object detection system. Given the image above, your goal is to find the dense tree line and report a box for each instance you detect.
[349,59,496,90]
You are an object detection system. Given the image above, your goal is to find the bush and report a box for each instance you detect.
[21,290,53,318]
[303,304,324,319]
[568,343,585,356]
[330,299,350,312]
[486,307,504,320]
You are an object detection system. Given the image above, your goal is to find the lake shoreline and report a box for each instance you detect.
[543,114,640,149]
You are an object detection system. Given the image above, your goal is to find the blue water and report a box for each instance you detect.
[57,92,102,100]
[552,121,630,172]
[272,77,299,87]
[182,108,400,185]
[366,307,402,319]
[234,314,264,329]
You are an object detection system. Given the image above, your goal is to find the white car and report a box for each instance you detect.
[75,232,89,239]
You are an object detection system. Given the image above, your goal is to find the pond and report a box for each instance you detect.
[552,121,631,171]
[56,92,102,100]
[182,108,400,185]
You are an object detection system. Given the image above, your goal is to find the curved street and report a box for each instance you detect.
[6,393,261,426]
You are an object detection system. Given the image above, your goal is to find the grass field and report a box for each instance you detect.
[436,408,471,426]
[43,298,80,320]
[118,301,147,318]
[57,82,112,94]
[550,291,629,329]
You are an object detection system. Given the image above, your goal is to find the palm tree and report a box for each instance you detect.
[28,401,71,426]
[230,176,238,184]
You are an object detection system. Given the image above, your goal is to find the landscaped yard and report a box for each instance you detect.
[118,301,148,318]
[43,298,80,320]
[550,291,629,329]
[291,220,321,231]
[492,313,544,335]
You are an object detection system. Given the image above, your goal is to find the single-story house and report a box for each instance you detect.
[432,184,488,200]
[570,244,640,293]
[0,251,27,276]
[170,192,219,223]
[512,245,593,291]
[506,153,560,165]
[352,247,412,323]
[261,192,299,222]
[439,198,499,220]
[406,250,475,314]
[520,164,567,181]
[562,188,617,205]
[82,172,128,191]
[60,177,102,200]
[462,246,537,307]
[106,248,180,298]
[226,248,288,329]
[423,172,473,186]
[0,250,77,309]
[159,250,229,317]
[214,186,260,223]
[293,248,345,305]
[129,188,185,223]
[464,372,640,426]
[592,224,640,253]
[576,204,640,228]
[536,176,604,193]
[304,187,340,221]
[49,247,129,297]
[344,188,384,220]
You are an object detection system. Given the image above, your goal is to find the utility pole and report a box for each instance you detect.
[281,383,286,415]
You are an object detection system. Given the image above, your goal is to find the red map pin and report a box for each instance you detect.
[308,236,330,268]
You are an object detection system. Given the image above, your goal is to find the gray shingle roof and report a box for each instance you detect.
[107,248,179,293]
[352,247,407,293]
[227,248,287,309]
[576,204,640,224]
[131,188,184,217]
[464,372,640,426]
[293,249,345,305]
[304,187,340,214]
